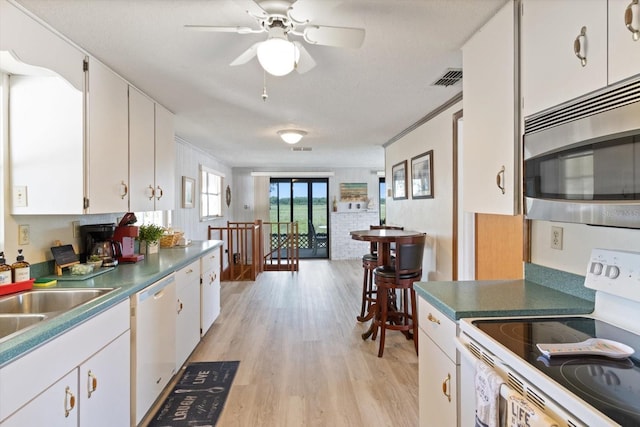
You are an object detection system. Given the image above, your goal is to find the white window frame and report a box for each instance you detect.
[200,165,224,220]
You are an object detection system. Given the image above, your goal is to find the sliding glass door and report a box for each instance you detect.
[270,178,329,258]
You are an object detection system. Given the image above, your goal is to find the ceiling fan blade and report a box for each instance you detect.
[303,25,365,48]
[233,0,268,18]
[230,42,261,66]
[287,0,342,24]
[184,25,258,34]
[293,42,316,74]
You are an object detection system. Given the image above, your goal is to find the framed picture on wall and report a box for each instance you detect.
[392,160,407,200]
[411,150,434,199]
[182,176,195,208]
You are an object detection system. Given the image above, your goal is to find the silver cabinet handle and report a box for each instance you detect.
[120,181,128,199]
[496,166,506,195]
[626,0,640,41]
[574,26,588,67]
[441,373,452,402]
[64,386,76,417]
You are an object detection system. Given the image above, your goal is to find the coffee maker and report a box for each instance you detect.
[80,223,118,267]
[112,213,144,263]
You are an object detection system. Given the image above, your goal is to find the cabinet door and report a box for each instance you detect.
[522,0,607,117]
[201,252,221,336]
[154,103,176,211]
[176,261,201,369]
[128,86,156,212]
[78,331,130,427]
[418,332,457,427]
[0,0,84,91]
[462,1,519,215]
[86,57,129,213]
[2,369,78,427]
[608,0,640,84]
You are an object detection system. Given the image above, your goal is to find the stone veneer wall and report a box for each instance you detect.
[329,211,380,260]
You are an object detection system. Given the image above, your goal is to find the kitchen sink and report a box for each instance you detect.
[0,288,114,314]
[0,314,47,342]
[0,288,115,343]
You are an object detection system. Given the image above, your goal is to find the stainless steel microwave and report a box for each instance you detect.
[523,79,640,229]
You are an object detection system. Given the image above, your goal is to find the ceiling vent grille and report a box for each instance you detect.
[291,147,312,152]
[432,68,462,87]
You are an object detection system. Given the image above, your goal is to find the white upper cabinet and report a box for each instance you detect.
[608,0,640,84]
[0,0,84,91]
[86,57,130,213]
[153,103,176,211]
[462,0,520,215]
[129,86,156,212]
[521,0,640,118]
[129,88,175,212]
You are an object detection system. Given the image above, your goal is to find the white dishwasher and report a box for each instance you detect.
[130,273,176,426]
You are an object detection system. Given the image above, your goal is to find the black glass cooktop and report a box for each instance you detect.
[473,317,640,426]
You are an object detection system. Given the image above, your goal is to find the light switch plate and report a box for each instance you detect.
[13,186,28,207]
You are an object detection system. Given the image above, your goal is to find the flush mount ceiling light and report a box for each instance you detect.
[257,27,300,76]
[278,129,307,144]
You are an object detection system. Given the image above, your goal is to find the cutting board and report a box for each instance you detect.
[40,266,115,282]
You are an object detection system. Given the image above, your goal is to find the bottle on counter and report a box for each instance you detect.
[11,249,30,283]
[0,252,12,285]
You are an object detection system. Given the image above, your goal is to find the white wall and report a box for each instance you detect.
[531,221,640,275]
[172,138,233,240]
[385,101,462,282]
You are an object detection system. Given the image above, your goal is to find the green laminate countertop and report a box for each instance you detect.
[0,240,222,367]
[413,279,594,321]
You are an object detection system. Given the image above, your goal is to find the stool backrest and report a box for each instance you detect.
[393,233,426,276]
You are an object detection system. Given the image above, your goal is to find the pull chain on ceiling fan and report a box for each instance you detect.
[184,0,365,76]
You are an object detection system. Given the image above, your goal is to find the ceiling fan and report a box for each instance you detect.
[185,0,365,76]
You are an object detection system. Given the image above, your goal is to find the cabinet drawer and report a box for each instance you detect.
[176,260,200,289]
[200,251,219,274]
[417,297,457,361]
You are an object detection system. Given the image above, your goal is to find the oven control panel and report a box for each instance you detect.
[585,248,640,302]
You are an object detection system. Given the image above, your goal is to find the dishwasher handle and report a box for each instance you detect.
[137,274,175,303]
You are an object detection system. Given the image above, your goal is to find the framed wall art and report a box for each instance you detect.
[392,160,407,200]
[411,150,434,199]
[182,176,195,208]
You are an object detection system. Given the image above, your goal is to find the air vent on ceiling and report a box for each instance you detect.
[432,68,463,87]
[291,147,312,152]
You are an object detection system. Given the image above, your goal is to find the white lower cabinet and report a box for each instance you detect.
[0,301,130,426]
[79,331,130,427]
[418,297,458,427]
[131,274,177,426]
[200,251,221,336]
[1,369,79,427]
[175,260,202,369]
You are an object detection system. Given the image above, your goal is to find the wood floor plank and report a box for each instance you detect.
[146,259,419,426]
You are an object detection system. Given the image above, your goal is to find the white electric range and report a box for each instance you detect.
[457,248,640,426]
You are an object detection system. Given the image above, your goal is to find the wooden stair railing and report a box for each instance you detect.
[263,221,299,272]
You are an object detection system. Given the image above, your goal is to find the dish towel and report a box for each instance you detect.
[502,387,560,427]
[475,360,504,427]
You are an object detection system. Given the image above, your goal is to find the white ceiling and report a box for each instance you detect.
[15,0,506,169]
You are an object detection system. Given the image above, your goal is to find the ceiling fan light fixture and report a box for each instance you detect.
[257,28,300,76]
[278,129,307,144]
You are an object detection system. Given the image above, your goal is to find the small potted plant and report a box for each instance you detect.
[138,224,165,254]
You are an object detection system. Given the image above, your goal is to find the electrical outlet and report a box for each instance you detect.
[18,224,30,245]
[551,226,563,250]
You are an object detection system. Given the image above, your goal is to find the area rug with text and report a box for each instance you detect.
[147,360,239,427]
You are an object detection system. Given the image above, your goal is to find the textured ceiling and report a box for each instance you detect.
[14,0,506,169]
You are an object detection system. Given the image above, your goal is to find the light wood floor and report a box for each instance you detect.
[149,259,420,426]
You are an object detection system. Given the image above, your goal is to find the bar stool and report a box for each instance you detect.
[358,225,403,321]
[372,233,425,357]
